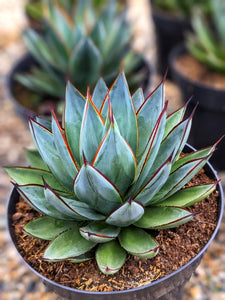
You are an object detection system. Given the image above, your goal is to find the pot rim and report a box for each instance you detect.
[152,5,191,24]
[6,144,224,296]
[169,43,225,95]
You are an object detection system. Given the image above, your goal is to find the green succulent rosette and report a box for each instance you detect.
[6,73,218,274]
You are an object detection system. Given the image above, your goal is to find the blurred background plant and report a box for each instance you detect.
[25,0,126,29]
[14,0,148,115]
[186,0,225,73]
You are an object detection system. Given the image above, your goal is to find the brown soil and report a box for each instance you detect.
[174,54,225,90]
[12,168,219,292]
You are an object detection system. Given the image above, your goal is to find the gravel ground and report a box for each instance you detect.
[0,1,225,299]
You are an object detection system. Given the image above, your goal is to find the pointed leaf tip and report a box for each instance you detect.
[213,135,224,149]
[108,97,114,125]
[82,152,88,165]
[162,67,169,83]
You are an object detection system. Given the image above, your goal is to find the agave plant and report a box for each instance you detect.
[186,0,225,73]
[16,0,145,100]
[25,0,124,22]
[6,72,218,275]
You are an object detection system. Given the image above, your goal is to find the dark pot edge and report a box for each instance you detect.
[5,144,224,296]
[168,43,225,96]
[152,6,191,25]
[6,52,39,120]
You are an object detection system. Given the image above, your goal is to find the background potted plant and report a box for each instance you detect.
[8,0,151,119]
[151,0,211,76]
[6,72,224,299]
[169,0,225,170]
[25,0,127,31]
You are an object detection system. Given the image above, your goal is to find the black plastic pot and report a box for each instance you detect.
[6,144,224,300]
[7,53,39,120]
[7,53,61,121]
[169,43,225,170]
[152,7,192,77]
[7,53,154,123]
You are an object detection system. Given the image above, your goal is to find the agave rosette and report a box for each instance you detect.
[6,73,218,274]
[186,0,225,73]
[16,0,145,98]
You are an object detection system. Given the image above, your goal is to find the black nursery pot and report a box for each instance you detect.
[169,44,225,170]
[6,145,224,300]
[152,8,192,77]
[7,53,41,120]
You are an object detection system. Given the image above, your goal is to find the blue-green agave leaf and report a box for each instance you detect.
[93,112,137,197]
[137,78,165,159]
[79,221,120,243]
[102,9,130,60]
[24,149,49,170]
[35,117,52,130]
[151,151,215,204]
[15,184,70,219]
[79,93,104,164]
[147,114,194,182]
[43,19,69,70]
[96,240,127,275]
[135,207,194,229]
[23,216,75,240]
[69,37,102,88]
[163,98,191,139]
[92,77,108,111]
[90,20,106,53]
[101,73,138,154]
[157,182,217,207]
[119,227,159,258]
[44,181,105,221]
[171,143,219,173]
[29,118,74,190]
[172,106,196,162]
[43,225,96,261]
[105,199,144,227]
[74,160,122,215]
[132,88,144,112]
[134,102,168,191]
[46,0,73,47]
[5,167,68,193]
[134,155,172,205]
[51,110,79,177]
[23,29,57,68]
[64,81,86,165]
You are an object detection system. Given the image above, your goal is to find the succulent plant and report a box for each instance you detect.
[152,0,211,18]
[17,0,145,101]
[6,73,218,275]
[25,0,116,24]
[186,0,225,73]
